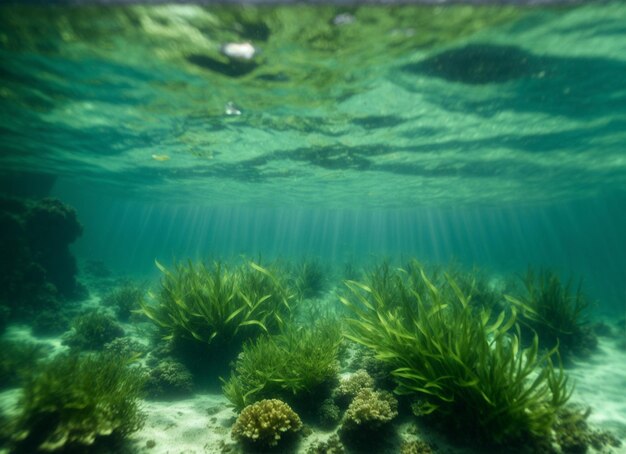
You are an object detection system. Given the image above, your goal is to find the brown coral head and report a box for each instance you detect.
[232,399,302,448]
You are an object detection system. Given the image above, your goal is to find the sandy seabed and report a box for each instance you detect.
[128,337,626,454]
[1,323,625,454]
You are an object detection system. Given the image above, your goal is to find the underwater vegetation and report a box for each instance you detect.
[62,310,125,351]
[231,399,302,450]
[0,339,47,390]
[31,309,70,337]
[0,195,84,321]
[292,258,327,300]
[141,260,294,350]
[8,352,145,453]
[444,264,505,314]
[104,337,148,359]
[144,359,195,399]
[506,268,597,361]
[0,248,617,454]
[341,261,362,282]
[223,319,342,413]
[553,406,622,453]
[344,261,422,319]
[101,280,145,322]
[341,261,571,445]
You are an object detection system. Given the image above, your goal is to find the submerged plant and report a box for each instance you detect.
[141,260,294,348]
[10,352,145,453]
[102,281,144,321]
[341,261,571,445]
[293,258,327,299]
[0,339,47,389]
[62,310,125,351]
[505,268,596,359]
[444,264,504,314]
[223,319,342,412]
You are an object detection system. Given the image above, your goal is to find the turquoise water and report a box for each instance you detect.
[1,3,625,312]
[1,4,626,453]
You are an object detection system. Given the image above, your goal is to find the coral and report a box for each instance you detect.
[223,320,341,411]
[334,369,374,406]
[231,399,302,448]
[554,406,622,453]
[400,440,436,454]
[349,346,394,390]
[62,311,125,351]
[317,398,341,429]
[0,195,83,320]
[24,198,83,297]
[145,360,194,399]
[342,388,398,431]
[24,198,82,247]
[31,309,70,336]
[10,352,145,452]
[341,260,571,445]
[101,281,144,321]
[104,337,148,358]
[306,434,345,454]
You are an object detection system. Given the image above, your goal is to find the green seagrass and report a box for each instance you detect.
[341,260,571,444]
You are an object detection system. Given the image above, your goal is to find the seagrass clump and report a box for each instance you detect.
[506,268,596,359]
[341,260,571,444]
[141,260,294,347]
[223,319,342,411]
[10,352,145,452]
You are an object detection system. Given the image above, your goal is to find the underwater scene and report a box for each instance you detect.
[1,2,626,453]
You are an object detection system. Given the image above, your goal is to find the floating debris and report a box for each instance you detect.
[225,102,242,116]
[151,154,170,162]
[220,42,256,60]
[333,13,355,26]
